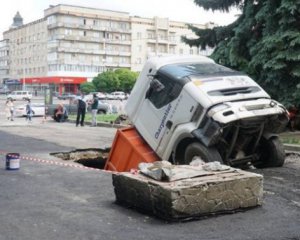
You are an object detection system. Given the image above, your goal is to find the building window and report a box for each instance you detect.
[47,15,57,25]
[137,32,142,39]
[169,46,175,54]
[65,29,72,35]
[136,58,142,64]
[93,32,100,38]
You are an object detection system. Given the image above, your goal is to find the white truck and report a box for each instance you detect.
[125,55,289,168]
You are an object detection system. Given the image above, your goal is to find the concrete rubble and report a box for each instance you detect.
[112,162,263,220]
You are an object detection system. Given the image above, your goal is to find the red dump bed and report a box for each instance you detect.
[104,126,159,172]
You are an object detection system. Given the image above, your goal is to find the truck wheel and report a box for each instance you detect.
[184,142,223,165]
[254,137,285,168]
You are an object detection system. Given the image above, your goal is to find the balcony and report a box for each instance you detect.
[48,22,131,34]
[105,50,131,57]
[104,39,131,45]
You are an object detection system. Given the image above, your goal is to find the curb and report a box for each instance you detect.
[66,119,129,129]
[284,144,300,153]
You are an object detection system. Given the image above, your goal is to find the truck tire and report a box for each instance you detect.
[184,142,223,165]
[254,136,285,168]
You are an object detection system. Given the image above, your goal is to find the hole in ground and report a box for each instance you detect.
[51,148,110,169]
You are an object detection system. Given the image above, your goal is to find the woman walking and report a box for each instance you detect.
[5,98,14,121]
[26,99,33,122]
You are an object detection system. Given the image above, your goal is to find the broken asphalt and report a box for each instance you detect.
[0,118,299,240]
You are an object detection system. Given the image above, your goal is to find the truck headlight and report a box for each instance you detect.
[208,104,230,116]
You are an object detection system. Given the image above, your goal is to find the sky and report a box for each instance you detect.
[1,0,240,37]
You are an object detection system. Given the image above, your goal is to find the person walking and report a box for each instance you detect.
[75,93,87,127]
[5,98,14,121]
[91,93,99,127]
[26,99,33,122]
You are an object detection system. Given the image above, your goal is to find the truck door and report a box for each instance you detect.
[134,73,191,154]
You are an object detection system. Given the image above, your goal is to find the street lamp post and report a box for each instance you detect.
[22,64,26,90]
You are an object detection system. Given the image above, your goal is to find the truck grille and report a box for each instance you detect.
[208,86,261,96]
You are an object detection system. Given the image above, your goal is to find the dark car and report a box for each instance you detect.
[57,93,77,100]
[46,101,109,116]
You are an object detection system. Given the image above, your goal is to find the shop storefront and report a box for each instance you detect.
[3,79,21,91]
[21,76,87,95]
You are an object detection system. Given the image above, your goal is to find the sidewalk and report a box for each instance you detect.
[0,115,117,150]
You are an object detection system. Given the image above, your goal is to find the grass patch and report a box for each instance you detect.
[68,113,119,123]
[279,132,300,145]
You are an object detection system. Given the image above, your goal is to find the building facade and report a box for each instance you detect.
[0,39,10,83]
[0,4,215,94]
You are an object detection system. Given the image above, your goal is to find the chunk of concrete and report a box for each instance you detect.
[112,166,263,220]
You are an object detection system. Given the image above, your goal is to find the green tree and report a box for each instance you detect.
[92,70,120,93]
[183,0,300,106]
[92,69,138,93]
[115,68,138,93]
[79,82,96,94]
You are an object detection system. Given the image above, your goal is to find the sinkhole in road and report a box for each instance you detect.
[51,148,110,169]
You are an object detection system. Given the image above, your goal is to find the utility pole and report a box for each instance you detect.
[23,63,26,90]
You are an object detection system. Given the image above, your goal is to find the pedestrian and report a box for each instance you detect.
[288,105,298,131]
[75,93,87,127]
[91,93,99,127]
[26,99,33,122]
[5,98,14,121]
[53,104,68,122]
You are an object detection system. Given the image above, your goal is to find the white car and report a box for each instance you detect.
[14,103,45,117]
[7,91,32,100]
[107,91,127,100]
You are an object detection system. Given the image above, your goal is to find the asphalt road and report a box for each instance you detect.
[0,98,299,240]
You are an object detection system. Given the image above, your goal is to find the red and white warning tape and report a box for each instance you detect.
[0,150,116,173]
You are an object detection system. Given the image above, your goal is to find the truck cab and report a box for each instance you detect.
[125,56,289,168]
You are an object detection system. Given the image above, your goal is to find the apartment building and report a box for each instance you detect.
[0,39,9,82]
[1,4,214,94]
[130,16,213,71]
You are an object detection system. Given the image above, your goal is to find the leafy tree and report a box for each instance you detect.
[115,68,138,93]
[79,82,95,94]
[183,0,300,106]
[92,70,120,93]
[92,69,138,93]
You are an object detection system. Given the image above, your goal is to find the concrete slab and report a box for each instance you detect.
[113,166,263,220]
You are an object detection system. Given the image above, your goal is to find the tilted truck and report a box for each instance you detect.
[121,55,289,169]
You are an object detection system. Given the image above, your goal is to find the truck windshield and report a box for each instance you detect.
[159,63,238,80]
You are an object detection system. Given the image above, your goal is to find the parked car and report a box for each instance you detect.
[46,101,109,116]
[47,104,78,116]
[15,103,45,117]
[107,91,127,100]
[57,93,77,100]
[97,92,107,99]
[87,100,109,114]
[7,91,32,100]
[52,91,59,97]
[87,92,107,100]
[0,88,10,95]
